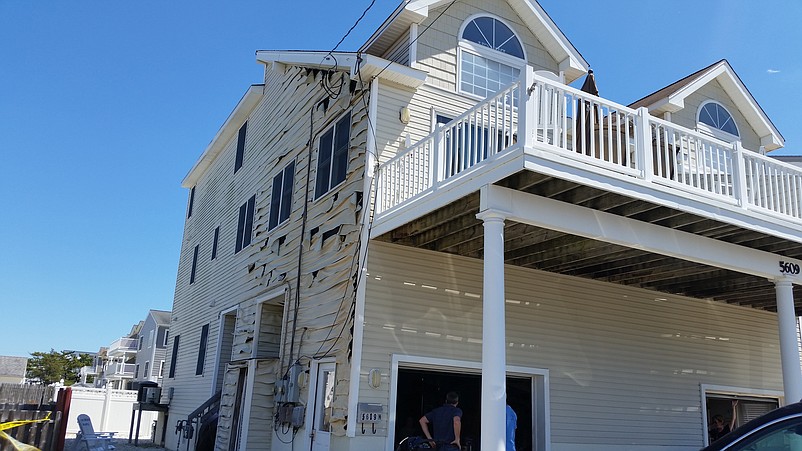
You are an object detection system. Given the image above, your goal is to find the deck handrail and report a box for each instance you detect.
[375,66,802,224]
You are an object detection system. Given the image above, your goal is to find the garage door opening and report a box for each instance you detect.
[393,367,545,451]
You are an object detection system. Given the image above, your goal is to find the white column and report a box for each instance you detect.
[477,210,507,451]
[776,278,802,403]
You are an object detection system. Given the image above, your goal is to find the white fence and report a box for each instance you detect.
[65,386,158,439]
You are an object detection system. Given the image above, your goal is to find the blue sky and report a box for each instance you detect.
[1,0,800,358]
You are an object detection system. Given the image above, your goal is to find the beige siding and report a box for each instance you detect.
[669,79,762,151]
[382,29,410,66]
[360,241,783,450]
[165,62,371,450]
[417,0,559,92]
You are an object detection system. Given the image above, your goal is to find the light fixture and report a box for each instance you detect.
[368,368,382,389]
[399,107,410,124]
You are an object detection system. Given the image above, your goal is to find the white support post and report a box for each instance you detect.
[775,278,802,404]
[476,209,507,451]
[636,107,654,182]
[732,141,750,208]
[433,124,442,186]
[519,66,536,149]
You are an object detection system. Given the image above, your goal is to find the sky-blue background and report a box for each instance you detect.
[1,0,800,358]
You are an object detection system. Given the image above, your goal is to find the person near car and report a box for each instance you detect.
[419,391,462,450]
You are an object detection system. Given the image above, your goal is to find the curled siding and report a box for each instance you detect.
[361,241,783,450]
[166,62,370,449]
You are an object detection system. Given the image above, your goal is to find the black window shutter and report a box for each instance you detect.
[190,244,199,284]
[187,186,195,218]
[243,195,255,247]
[269,172,283,230]
[332,113,351,186]
[234,122,247,173]
[211,227,219,260]
[315,129,334,198]
[195,324,209,376]
[280,162,295,223]
[235,203,246,253]
[168,335,179,378]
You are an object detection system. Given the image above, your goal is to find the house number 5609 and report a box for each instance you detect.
[779,261,801,275]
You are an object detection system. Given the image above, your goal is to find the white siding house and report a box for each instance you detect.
[134,309,171,386]
[162,1,802,451]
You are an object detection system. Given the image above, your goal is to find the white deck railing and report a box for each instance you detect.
[376,67,802,224]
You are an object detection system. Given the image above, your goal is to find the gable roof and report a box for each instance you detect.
[0,356,27,378]
[361,0,589,83]
[149,309,171,326]
[629,60,784,151]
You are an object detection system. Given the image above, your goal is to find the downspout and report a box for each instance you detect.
[346,76,379,437]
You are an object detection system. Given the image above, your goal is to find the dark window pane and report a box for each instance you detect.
[187,187,195,218]
[243,195,255,248]
[190,244,199,284]
[269,172,283,230]
[168,335,179,378]
[280,162,295,223]
[196,324,209,376]
[234,122,247,173]
[316,129,334,198]
[235,203,246,253]
[332,114,351,187]
[211,227,219,260]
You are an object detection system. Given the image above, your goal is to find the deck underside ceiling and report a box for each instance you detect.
[375,171,802,313]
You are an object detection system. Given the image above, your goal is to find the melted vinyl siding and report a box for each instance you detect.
[360,241,783,450]
[244,359,277,451]
[669,79,762,151]
[416,0,559,92]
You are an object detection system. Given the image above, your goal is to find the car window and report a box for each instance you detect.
[727,417,802,450]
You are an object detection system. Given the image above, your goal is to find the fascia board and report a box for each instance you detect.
[515,0,589,75]
[255,51,358,72]
[182,85,263,188]
[355,54,427,88]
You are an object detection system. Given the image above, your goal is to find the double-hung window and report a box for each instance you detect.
[315,112,351,199]
[269,161,295,230]
[458,15,525,99]
[235,195,256,253]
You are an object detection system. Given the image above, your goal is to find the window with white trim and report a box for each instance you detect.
[315,112,351,199]
[459,15,525,99]
[697,100,739,140]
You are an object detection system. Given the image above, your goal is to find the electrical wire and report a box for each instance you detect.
[329,0,377,55]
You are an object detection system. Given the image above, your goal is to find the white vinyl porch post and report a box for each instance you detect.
[476,209,507,451]
[775,278,802,403]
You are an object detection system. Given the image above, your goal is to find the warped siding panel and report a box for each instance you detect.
[360,242,783,450]
[166,61,371,450]
[244,359,277,451]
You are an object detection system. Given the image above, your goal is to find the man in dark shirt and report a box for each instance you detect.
[419,391,462,450]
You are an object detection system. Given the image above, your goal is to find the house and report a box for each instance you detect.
[161,1,802,450]
[103,322,142,389]
[133,309,171,387]
[0,356,28,384]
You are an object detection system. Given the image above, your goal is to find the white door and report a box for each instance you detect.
[310,362,336,451]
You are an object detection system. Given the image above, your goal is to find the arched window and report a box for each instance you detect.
[459,15,525,98]
[697,101,739,139]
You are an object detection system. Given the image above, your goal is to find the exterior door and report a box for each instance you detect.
[310,362,336,451]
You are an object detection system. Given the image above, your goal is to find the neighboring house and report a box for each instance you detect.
[133,309,171,386]
[102,322,142,389]
[162,1,802,451]
[0,356,27,384]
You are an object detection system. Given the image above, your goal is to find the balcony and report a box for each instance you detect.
[373,67,802,309]
[108,337,138,357]
[105,362,136,379]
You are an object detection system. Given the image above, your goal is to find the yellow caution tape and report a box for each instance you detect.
[0,413,52,451]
